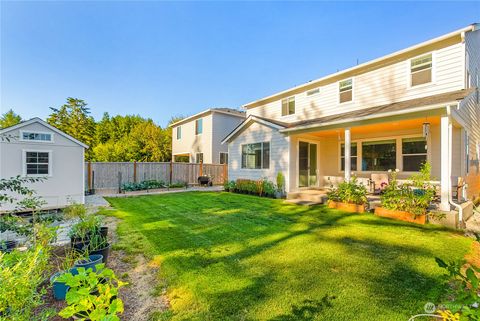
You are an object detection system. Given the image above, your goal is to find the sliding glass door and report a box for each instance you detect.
[299,141,318,188]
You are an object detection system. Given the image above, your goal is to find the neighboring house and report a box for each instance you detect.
[223,24,480,216]
[170,108,245,164]
[0,118,88,211]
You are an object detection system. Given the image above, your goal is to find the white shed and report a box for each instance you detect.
[0,118,88,211]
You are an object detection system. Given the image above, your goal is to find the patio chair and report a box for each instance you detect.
[369,173,389,195]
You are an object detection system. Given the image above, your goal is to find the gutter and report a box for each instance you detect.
[446,104,463,224]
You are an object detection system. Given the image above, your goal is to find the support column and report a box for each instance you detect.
[344,127,351,181]
[440,115,450,211]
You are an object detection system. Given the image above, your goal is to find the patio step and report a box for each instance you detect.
[286,190,327,204]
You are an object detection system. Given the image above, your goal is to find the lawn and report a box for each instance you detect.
[104,192,472,321]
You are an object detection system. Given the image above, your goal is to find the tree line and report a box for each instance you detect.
[0,97,183,162]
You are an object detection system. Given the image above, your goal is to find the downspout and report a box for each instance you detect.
[446,104,463,224]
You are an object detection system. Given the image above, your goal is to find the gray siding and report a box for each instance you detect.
[211,113,244,163]
[228,121,290,191]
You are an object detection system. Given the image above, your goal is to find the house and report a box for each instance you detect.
[223,24,480,219]
[170,108,245,164]
[0,118,88,211]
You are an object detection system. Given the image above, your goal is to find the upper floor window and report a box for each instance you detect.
[176,126,182,140]
[195,119,203,135]
[281,97,295,116]
[220,152,228,165]
[21,131,52,142]
[306,88,320,96]
[339,79,353,103]
[241,142,270,169]
[410,53,432,87]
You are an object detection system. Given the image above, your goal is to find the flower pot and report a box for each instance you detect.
[71,240,89,252]
[374,207,426,224]
[51,271,68,300]
[0,240,18,253]
[99,226,108,238]
[74,254,103,271]
[327,201,366,213]
[88,243,111,264]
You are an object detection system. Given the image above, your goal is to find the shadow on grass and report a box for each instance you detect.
[268,296,336,321]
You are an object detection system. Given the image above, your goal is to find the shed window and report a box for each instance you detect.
[22,132,52,142]
[241,142,270,169]
[410,54,432,86]
[339,79,353,103]
[25,151,50,176]
[281,97,295,116]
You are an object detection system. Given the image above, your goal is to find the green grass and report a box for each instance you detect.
[103,192,472,321]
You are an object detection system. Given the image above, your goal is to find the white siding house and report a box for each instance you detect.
[170,108,245,164]
[224,24,480,222]
[0,118,88,211]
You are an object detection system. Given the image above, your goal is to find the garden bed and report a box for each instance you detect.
[375,207,426,225]
[327,200,366,213]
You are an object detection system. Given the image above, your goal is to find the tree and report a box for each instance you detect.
[0,109,22,129]
[47,98,96,159]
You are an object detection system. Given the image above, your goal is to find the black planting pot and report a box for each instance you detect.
[0,240,18,253]
[88,243,111,264]
[70,226,108,247]
[99,226,108,238]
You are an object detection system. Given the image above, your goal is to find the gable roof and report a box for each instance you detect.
[243,24,478,109]
[169,108,245,127]
[0,117,89,148]
[221,115,287,144]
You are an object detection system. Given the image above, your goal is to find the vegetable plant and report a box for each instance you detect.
[57,264,127,321]
[327,176,367,205]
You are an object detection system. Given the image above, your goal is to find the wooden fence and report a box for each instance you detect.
[85,162,227,193]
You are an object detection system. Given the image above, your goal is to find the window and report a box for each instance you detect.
[195,153,203,164]
[402,137,427,171]
[21,132,52,142]
[339,79,353,103]
[174,155,189,162]
[341,143,357,171]
[220,152,228,165]
[241,142,270,169]
[306,88,320,96]
[24,151,50,176]
[410,53,432,86]
[195,119,203,135]
[176,126,182,140]
[362,140,396,171]
[281,97,295,116]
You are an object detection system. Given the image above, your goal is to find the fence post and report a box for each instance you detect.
[199,160,203,176]
[223,163,228,183]
[87,161,92,192]
[118,171,122,194]
[133,161,137,183]
[169,160,173,185]
[92,170,95,194]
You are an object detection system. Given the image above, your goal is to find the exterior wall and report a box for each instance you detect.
[247,42,465,123]
[171,114,213,163]
[228,121,290,191]
[0,122,85,210]
[211,113,244,163]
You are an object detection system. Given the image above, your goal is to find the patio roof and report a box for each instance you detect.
[280,88,474,133]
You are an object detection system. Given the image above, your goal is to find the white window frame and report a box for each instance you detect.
[176,126,182,140]
[22,149,53,177]
[281,96,296,117]
[241,142,270,170]
[407,51,436,88]
[219,152,228,165]
[338,134,431,173]
[19,130,54,143]
[306,88,320,97]
[401,137,428,172]
[338,78,354,105]
[195,118,203,135]
[195,152,203,164]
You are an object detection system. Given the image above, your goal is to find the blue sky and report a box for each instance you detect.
[1,1,479,127]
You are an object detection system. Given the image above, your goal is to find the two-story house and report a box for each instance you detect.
[223,24,479,218]
[170,108,245,164]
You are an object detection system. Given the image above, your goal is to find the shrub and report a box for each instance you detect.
[327,176,367,205]
[276,172,285,193]
[223,180,236,192]
[121,180,166,192]
[233,179,276,198]
[169,181,187,188]
[380,162,435,216]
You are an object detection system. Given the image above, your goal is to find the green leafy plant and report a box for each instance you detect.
[57,264,127,321]
[380,162,435,216]
[121,180,166,192]
[435,233,480,320]
[169,181,187,188]
[223,180,236,192]
[327,176,367,205]
[69,214,102,239]
[233,179,276,198]
[276,172,285,194]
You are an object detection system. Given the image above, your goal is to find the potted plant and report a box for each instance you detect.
[86,234,111,264]
[327,177,368,213]
[74,254,104,271]
[51,250,82,300]
[57,264,127,320]
[375,162,435,224]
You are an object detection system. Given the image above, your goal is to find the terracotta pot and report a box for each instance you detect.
[327,201,365,213]
[374,207,426,224]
